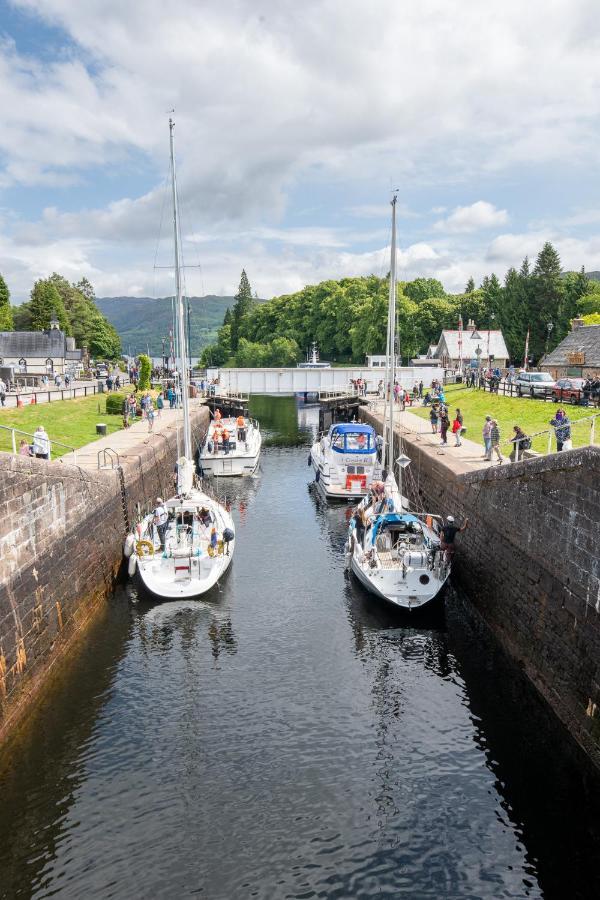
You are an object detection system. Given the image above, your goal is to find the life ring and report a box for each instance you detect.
[136,539,155,557]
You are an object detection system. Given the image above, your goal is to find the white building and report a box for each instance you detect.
[0,318,84,382]
[434,320,509,369]
[366,354,400,368]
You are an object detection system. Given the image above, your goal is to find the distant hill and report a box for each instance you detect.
[586,271,600,282]
[96,295,244,356]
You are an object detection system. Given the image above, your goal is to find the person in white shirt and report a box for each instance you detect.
[32,426,51,459]
[0,379,6,406]
[153,497,168,548]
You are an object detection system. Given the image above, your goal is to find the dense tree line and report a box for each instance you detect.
[202,244,600,368]
[1,273,121,359]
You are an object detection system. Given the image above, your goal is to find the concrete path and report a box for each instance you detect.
[366,400,504,475]
[61,401,205,470]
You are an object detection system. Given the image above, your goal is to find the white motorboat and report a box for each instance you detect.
[125,119,235,600]
[347,195,449,611]
[310,422,381,500]
[199,414,261,476]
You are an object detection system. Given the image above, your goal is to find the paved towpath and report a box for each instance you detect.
[61,401,206,470]
[365,401,505,475]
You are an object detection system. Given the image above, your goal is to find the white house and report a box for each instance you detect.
[434,320,509,369]
[366,354,400,368]
[0,318,84,382]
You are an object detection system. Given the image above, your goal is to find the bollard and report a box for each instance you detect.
[11,429,16,454]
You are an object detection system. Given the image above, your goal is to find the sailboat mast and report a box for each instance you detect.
[387,194,398,479]
[169,117,192,461]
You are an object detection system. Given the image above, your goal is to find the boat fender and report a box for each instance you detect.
[128,554,137,576]
[135,522,144,539]
[124,533,136,558]
[315,469,320,482]
[307,454,312,466]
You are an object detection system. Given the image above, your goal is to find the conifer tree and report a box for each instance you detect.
[0,273,13,331]
[531,242,563,358]
[465,276,475,294]
[29,279,71,334]
[230,269,253,351]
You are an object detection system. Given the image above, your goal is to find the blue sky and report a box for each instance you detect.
[2,0,600,303]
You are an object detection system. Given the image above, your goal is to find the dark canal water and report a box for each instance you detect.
[1,397,599,899]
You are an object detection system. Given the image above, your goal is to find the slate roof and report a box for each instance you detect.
[0,329,68,358]
[542,325,600,367]
[435,329,509,360]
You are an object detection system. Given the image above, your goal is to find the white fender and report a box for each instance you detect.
[124,533,136,558]
[128,554,137,576]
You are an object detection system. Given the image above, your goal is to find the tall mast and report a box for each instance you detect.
[169,117,192,461]
[387,194,398,480]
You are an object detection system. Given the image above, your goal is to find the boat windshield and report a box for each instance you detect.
[330,427,374,453]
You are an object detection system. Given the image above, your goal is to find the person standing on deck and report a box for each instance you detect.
[440,515,469,563]
[153,498,168,549]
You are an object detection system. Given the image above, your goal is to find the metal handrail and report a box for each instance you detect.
[0,423,76,461]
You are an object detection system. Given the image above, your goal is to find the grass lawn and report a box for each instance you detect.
[0,392,132,458]
[412,384,599,453]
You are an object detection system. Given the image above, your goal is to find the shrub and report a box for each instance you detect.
[106,393,128,415]
[138,354,151,390]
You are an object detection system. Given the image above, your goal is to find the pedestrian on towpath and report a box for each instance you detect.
[439,409,450,446]
[550,409,571,452]
[489,419,502,464]
[509,425,530,463]
[482,415,492,460]
[429,405,438,434]
[452,408,464,447]
[32,425,51,460]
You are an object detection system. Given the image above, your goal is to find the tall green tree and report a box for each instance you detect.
[404,277,445,303]
[531,242,563,359]
[230,269,254,351]
[465,276,475,294]
[0,273,13,331]
[29,279,71,333]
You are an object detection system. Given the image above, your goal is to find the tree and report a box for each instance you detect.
[138,354,151,390]
[0,273,13,331]
[230,269,254,351]
[530,242,563,359]
[29,279,71,333]
[582,312,600,325]
[465,277,475,294]
[404,277,445,303]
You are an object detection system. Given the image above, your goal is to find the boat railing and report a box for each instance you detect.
[0,423,77,462]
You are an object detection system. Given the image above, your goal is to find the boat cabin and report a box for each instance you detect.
[328,423,376,454]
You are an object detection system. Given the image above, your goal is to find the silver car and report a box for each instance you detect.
[514,371,556,397]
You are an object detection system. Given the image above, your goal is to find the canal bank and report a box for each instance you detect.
[0,402,210,744]
[0,396,599,900]
[361,405,600,770]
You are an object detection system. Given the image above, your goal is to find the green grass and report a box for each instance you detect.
[412,384,599,453]
[0,392,132,457]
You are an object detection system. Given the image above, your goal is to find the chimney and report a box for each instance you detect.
[467,319,475,331]
[571,317,585,331]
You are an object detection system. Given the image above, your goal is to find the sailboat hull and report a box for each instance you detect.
[136,546,234,600]
[349,551,449,611]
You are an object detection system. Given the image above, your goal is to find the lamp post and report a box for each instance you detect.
[545,321,554,357]
[487,313,495,367]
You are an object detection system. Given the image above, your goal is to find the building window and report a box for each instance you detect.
[18,357,27,373]
[45,358,54,374]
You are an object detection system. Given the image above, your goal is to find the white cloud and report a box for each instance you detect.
[435,201,509,234]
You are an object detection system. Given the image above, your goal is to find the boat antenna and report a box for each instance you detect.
[169,116,192,461]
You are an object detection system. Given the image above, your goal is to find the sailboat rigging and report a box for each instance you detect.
[346,194,450,610]
[125,118,235,599]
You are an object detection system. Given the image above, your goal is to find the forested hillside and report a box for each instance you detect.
[202,244,600,367]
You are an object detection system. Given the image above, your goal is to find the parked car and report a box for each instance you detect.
[514,371,556,398]
[552,377,586,404]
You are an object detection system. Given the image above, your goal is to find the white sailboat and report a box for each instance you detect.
[347,195,449,610]
[125,119,235,599]
[199,413,262,476]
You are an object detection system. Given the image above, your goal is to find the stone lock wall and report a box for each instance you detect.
[0,405,209,742]
[362,408,600,768]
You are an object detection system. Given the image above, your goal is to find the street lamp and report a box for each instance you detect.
[487,313,495,367]
[545,321,554,356]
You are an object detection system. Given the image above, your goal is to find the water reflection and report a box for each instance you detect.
[0,395,598,899]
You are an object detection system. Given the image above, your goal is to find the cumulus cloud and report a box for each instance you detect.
[434,201,509,234]
[2,1,600,299]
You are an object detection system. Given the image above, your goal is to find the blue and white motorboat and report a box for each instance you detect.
[309,422,381,499]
